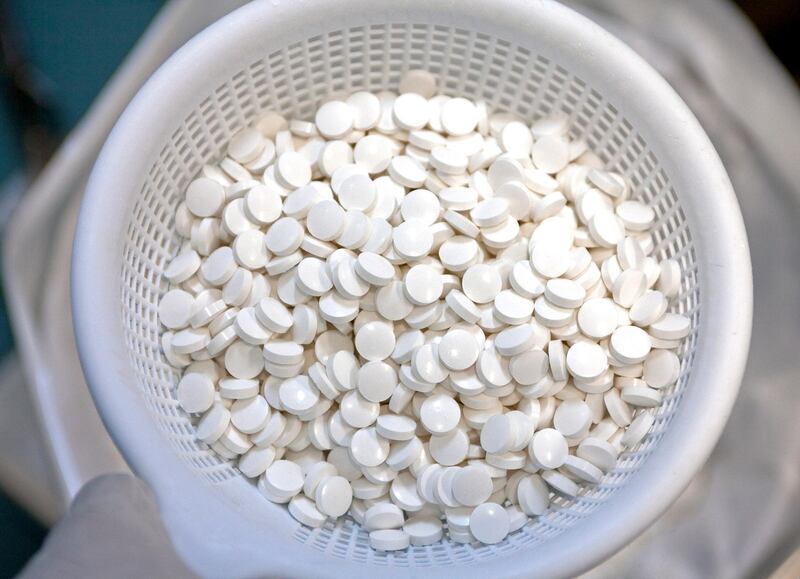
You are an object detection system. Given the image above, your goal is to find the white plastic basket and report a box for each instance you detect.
[72,0,751,576]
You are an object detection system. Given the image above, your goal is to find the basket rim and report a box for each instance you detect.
[72,0,752,576]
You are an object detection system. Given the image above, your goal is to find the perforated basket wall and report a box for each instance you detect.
[119,22,699,568]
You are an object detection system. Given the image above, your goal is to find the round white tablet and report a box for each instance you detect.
[336,210,371,250]
[439,188,477,213]
[656,259,681,298]
[254,298,292,334]
[620,412,655,448]
[376,281,415,321]
[315,475,353,517]
[231,230,267,271]
[616,200,655,232]
[494,290,534,325]
[612,269,648,308]
[159,289,195,329]
[201,246,237,286]
[430,146,468,175]
[509,348,549,386]
[547,340,567,382]
[195,404,230,444]
[288,495,326,528]
[164,250,201,284]
[420,394,461,435]
[530,243,571,279]
[438,236,480,272]
[186,178,225,218]
[315,100,354,139]
[224,341,264,379]
[531,112,569,137]
[392,93,430,130]
[440,97,479,136]
[499,121,533,158]
[362,218,393,254]
[354,252,394,286]
[531,135,569,174]
[263,340,304,365]
[264,459,304,497]
[233,308,271,345]
[345,91,381,131]
[469,502,509,544]
[577,298,618,339]
[508,261,545,300]
[279,376,320,415]
[398,69,437,97]
[349,427,390,467]
[387,439,423,473]
[438,329,480,371]
[609,325,652,364]
[404,265,443,305]
[429,427,469,466]
[566,341,608,381]
[318,291,359,324]
[462,264,502,304]
[332,257,370,300]
[533,191,567,222]
[620,384,662,407]
[528,428,568,469]
[375,414,416,441]
[494,180,531,220]
[577,437,618,472]
[648,313,691,340]
[541,469,578,497]
[470,197,509,228]
[274,151,310,189]
[339,391,379,428]
[476,347,512,387]
[364,502,404,531]
[230,395,270,434]
[450,464,492,507]
[545,278,586,309]
[553,398,592,438]
[265,217,303,256]
[494,325,534,357]
[393,220,433,260]
[338,174,377,212]
[227,128,266,164]
[643,349,681,389]
[295,257,332,297]
[355,321,396,361]
[480,413,514,454]
[412,343,448,384]
[239,445,277,479]
[388,156,427,189]
[352,135,394,175]
[404,515,443,546]
[517,474,550,516]
[282,183,322,220]
[177,373,215,413]
[319,140,353,177]
[369,529,410,552]
[627,290,667,329]
[400,188,440,225]
[589,210,625,248]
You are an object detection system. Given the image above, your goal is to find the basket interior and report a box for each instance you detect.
[119,22,700,567]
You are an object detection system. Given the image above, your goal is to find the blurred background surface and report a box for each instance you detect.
[0,0,798,577]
